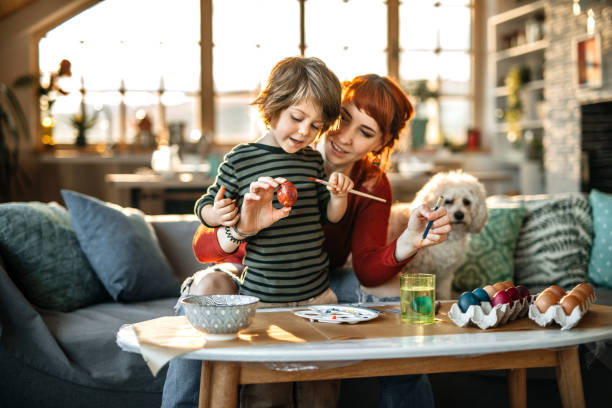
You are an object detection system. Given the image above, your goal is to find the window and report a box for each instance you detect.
[38,0,474,150]
[38,0,200,147]
[400,0,473,147]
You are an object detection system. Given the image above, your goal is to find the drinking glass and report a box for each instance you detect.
[400,273,436,324]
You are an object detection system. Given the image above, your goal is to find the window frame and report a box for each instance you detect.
[33,0,480,151]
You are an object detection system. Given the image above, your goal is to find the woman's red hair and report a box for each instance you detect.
[342,74,414,189]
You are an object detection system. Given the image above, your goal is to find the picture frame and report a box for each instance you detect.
[575,34,603,88]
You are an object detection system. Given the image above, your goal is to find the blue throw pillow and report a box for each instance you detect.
[61,190,180,302]
[588,189,612,288]
[0,202,110,311]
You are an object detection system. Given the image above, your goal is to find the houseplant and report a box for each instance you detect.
[0,82,29,202]
[401,79,439,149]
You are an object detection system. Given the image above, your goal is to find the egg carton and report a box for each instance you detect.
[448,297,531,330]
[528,295,595,331]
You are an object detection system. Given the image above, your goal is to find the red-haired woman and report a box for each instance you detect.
[162,74,451,408]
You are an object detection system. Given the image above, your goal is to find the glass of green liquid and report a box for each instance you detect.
[400,273,436,324]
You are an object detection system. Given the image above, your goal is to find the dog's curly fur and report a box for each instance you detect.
[384,171,489,300]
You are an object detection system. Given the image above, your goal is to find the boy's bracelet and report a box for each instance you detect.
[224,226,247,244]
[231,225,256,238]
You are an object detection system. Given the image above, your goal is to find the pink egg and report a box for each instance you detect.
[491,290,512,307]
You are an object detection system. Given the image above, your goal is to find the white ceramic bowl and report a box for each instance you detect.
[181,294,259,340]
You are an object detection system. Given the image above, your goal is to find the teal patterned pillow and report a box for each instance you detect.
[0,202,110,311]
[588,189,612,288]
[452,206,526,293]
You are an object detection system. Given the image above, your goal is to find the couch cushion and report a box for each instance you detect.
[61,190,179,302]
[147,215,203,283]
[588,189,612,288]
[488,193,592,292]
[40,297,176,390]
[0,202,109,312]
[452,205,526,293]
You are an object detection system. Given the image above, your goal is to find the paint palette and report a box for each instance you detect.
[293,305,381,324]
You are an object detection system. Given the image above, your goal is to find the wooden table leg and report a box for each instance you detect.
[507,368,527,408]
[208,362,240,408]
[198,361,212,408]
[555,347,585,408]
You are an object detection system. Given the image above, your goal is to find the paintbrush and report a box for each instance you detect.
[308,177,387,203]
[421,195,445,240]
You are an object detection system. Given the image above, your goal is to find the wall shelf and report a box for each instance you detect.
[489,0,545,25]
[495,39,548,61]
[494,79,545,97]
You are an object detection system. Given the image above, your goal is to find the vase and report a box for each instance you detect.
[75,128,87,147]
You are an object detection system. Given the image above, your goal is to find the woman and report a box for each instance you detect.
[162,74,451,408]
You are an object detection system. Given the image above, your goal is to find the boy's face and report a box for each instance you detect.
[269,101,324,154]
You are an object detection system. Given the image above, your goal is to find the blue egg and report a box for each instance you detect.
[458,291,481,313]
[472,287,491,303]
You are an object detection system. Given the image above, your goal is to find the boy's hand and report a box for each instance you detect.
[211,185,239,226]
[327,172,354,197]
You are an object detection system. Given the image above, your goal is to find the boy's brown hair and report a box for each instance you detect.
[252,56,341,134]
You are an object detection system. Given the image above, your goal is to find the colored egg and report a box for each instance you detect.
[483,285,497,298]
[515,285,530,299]
[277,181,298,207]
[505,287,520,302]
[560,294,582,315]
[535,291,559,313]
[412,295,432,314]
[491,290,512,307]
[502,281,515,289]
[472,287,491,302]
[492,282,507,292]
[458,291,481,313]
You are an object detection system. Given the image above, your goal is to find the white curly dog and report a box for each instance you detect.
[363,171,489,301]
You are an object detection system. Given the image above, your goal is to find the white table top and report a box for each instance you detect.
[116,303,612,363]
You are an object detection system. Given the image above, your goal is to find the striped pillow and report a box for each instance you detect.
[489,193,593,292]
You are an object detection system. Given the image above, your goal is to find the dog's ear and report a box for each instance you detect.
[469,180,489,233]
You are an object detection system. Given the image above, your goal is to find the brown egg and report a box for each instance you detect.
[492,282,507,292]
[543,285,566,299]
[560,294,582,315]
[535,291,559,313]
[568,289,586,307]
[483,285,497,298]
[502,281,515,289]
[572,283,594,302]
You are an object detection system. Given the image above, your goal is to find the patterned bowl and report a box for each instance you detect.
[181,294,260,340]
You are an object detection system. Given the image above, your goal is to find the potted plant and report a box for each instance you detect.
[401,79,439,149]
[0,82,29,202]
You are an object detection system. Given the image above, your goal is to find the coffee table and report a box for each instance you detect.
[117,303,612,408]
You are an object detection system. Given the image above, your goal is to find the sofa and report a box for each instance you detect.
[1,190,611,408]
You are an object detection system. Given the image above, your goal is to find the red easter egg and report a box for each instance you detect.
[491,290,512,307]
[505,287,521,302]
[277,181,298,207]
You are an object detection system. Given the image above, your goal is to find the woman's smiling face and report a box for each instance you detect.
[323,102,384,170]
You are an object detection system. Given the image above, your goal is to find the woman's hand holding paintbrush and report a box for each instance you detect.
[394,196,450,261]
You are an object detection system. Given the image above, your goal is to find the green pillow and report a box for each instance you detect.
[0,202,110,311]
[588,189,612,288]
[452,206,526,293]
